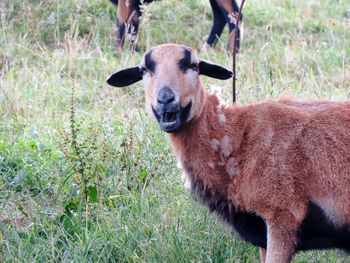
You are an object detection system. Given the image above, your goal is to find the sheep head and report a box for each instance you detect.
[107,44,232,132]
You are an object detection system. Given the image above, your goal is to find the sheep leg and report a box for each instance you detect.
[225,12,241,52]
[115,0,130,52]
[204,0,227,51]
[265,214,298,263]
[218,0,242,52]
[216,0,238,14]
[116,20,126,53]
[266,227,295,263]
[115,0,143,53]
[126,10,141,52]
[259,247,266,263]
[127,0,154,52]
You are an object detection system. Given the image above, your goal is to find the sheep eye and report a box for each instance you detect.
[188,63,198,72]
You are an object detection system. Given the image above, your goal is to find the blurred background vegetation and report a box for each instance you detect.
[0,0,349,262]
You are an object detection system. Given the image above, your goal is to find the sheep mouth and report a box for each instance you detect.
[162,112,177,123]
[152,101,192,133]
[158,111,181,132]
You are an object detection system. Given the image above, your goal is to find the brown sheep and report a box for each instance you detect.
[106,43,350,263]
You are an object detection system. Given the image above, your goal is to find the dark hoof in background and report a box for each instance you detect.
[130,44,140,53]
[115,43,140,54]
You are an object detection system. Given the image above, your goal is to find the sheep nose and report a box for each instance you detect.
[157,87,175,104]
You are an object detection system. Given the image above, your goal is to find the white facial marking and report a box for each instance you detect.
[142,72,151,83]
[210,138,221,153]
[185,68,198,80]
[225,157,237,177]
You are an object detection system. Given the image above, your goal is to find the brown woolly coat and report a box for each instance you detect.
[170,92,350,251]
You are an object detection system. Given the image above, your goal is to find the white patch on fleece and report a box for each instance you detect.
[216,105,227,125]
[225,157,237,177]
[217,97,227,108]
[209,85,223,96]
[185,67,199,81]
[215,98,228,125]
[211,135,234,168]
[218,113,226,124]
[221,135,233,158]
[210,138,221,153]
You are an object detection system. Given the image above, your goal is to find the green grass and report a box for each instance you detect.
[0,0,349,262]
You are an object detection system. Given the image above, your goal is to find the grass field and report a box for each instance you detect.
[0,0,350,262]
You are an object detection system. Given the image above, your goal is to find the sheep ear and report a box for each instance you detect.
[106,66,142,87]
[198,60,233,80]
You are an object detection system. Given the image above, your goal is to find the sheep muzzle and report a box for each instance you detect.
[151,99,192,133]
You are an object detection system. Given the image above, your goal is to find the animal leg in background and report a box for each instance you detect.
[114,0,129,52]
[126,9,141,52]
[223,0,242,52]
[113,0,147,52]
[206,0,242,52]
[205,0,227,51]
